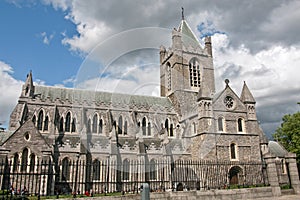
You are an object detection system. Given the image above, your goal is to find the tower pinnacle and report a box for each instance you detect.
[181,7,184,20]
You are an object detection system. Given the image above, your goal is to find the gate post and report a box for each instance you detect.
[264,154,281,197]
[285,153,300,194]
[141,183,150,200]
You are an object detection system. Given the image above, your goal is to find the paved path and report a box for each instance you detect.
[252,194,299,200]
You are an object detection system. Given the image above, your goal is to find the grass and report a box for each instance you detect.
[280,184,292,190]
[16,192,125,199]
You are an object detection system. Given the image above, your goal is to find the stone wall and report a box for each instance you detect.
[62,187,275,200]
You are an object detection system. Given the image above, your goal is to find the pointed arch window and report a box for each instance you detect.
[148,122,151,136]
[118,116,123,135]
[98,119,103,134]
[65,112,71,132]
[189,58,201,87]
[218,117,224,132]
[150,159,156,180]
[21,148,28,172]
[123,159,130,181]
[37,110,44,130]
[71,118,76,133]
[142,117,147,136]
[237,118,244,132]
[13,153,19,172]
[92,114,98,133]
[124,120,128,135]
[62,158,70,181]
[44,116,49,131]
[59,117,64,132]
[165,119,169,135]
[29,153,35,172]
[230,143,238,160]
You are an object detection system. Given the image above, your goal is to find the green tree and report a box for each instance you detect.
[273,112,300,161]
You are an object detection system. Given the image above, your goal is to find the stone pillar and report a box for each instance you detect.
[285,153,300,194]
[0,148,9,190]
[264,154,281,196]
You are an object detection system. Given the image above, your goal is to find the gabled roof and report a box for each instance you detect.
[212,80,246,111]
[1,120,52,155]
[178,20,201,48]
[240,81,255,103]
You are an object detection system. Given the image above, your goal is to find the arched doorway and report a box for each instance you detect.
[229,166,242,185]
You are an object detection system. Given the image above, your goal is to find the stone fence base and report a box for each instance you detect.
[62,187,285,200]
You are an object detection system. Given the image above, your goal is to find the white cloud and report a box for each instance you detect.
[212,33,300,136]
[40,32,55,45]
[36,0,300,136]
[0,61,23,127]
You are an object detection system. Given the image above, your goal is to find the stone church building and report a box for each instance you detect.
[0,15,298,195]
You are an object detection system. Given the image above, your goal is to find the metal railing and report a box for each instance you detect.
[0,158,269,198]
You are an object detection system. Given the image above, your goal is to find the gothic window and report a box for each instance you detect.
[65,112,71,132]
[29,153,35,172]
[44,116,49,131]
[189,58,201,87]
[167,62,171,91]
[71,118,76,133]
[92,114,98,133]
[118,116,123,135]
[92,159,100,180]
[123,159,130,181]
[32,115,36,125]
[149,159,156,180]
[13,153,19,172]
[59,117,64,132]
[170,124,174,137]
[165,119,169,135]
[37,110,44,130]
[87,119,91,133]
[237,118,244,132]
[21,148,28,172]
[230,143,237,160]
[148,122,151,136]
[142,117,147,136]
[124,120,128,135]
[99,119,103,134]
[218,117,224,132]
[62,157,70,181]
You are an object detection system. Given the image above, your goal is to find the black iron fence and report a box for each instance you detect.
[0,158,269,198]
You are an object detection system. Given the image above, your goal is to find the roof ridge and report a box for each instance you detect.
[35,85,168,100]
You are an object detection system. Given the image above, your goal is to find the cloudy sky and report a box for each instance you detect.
[0,0,300,138]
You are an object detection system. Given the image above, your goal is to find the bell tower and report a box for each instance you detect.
[160,11,215,119]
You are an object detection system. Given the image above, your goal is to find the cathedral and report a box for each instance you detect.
[0,14,297,195]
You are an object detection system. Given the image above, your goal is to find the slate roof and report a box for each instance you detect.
[35,86,174,110]
[240,81,255,103]
[178,20,201,48]
[0,131,13,145]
